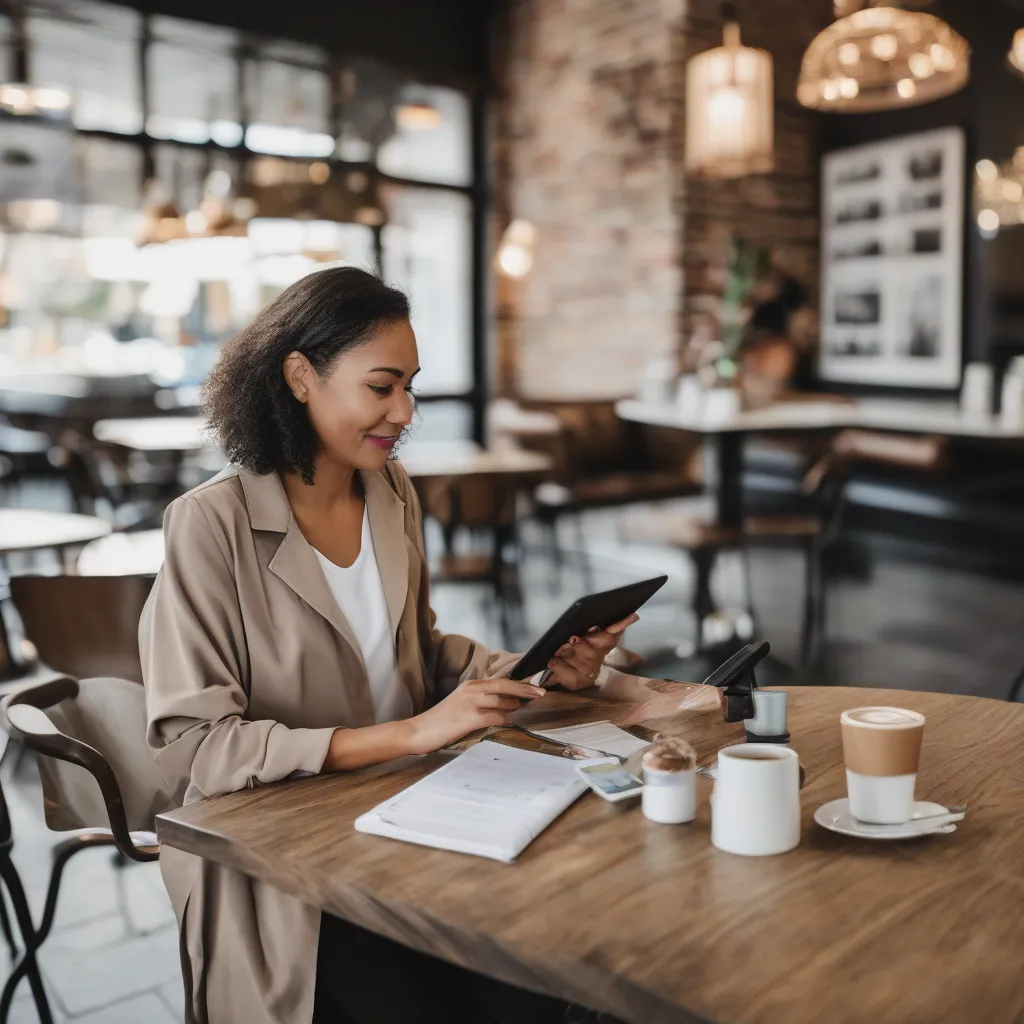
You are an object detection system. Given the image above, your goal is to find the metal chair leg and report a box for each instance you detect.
[0,887,15,961]
[0,853,53,1024]
[799,538,819,672]
[1008,664,1024,703]
[572,514,593,592]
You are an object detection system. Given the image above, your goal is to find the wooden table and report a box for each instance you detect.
[156,682,1024,1024]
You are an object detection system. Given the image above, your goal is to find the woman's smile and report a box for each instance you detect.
[364,432,400,450]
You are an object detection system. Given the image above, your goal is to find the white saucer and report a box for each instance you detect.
[814,799,960,840]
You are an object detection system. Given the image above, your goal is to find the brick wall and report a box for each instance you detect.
[492,0,828,399]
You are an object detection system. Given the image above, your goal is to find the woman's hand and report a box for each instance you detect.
[544,613,639,691]
[408,677,547,755]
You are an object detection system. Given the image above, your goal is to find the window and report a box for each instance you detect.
[382,187,472,396]
[377,84,470,186]
[28,2,142,134]
[149,17,241,145]
[245,43,332,158]
[3,9,483,435]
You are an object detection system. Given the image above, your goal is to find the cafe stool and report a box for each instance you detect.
[1,676,168,1023]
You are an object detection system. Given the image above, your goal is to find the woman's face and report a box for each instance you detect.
[286,318,420,473]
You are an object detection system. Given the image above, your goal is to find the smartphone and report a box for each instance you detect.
[575,758,644,802]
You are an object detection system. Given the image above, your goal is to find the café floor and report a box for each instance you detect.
[3,503,1021,1022]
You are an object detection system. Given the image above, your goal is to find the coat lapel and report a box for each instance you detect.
[361,468,409,639]
[237,468,364,661]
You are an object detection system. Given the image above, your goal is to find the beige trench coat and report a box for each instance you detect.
[140,461,521,1024]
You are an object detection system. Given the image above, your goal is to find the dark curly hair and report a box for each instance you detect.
[202,266,410,484]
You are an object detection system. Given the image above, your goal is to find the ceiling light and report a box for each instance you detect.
[976,160,998,182]
[309,161,331,184]
[685,15,773,179]
[837,42,860,66]
[977,208,999,234]
[908,52,934,78]
[1009,28,1024,76]
[396,102,441,131]
[871,34,898,61]
[798,6,969,112]
[496,219,536,279]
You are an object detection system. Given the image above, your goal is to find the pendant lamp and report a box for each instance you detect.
[797,1,969,112]
[685,2,774,180]
[1008,29,1024,77]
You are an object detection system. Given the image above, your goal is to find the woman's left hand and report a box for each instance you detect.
[543,614,639,691]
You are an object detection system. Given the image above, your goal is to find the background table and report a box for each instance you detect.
[93,416,210,454]
[157,684,1024,1024]
[616,397,1024,528]
[0,509,111,559]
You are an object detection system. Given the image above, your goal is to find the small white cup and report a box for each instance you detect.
[711,744,801,856]
[961,362,994,418]
[744,689,787,740]
[642,765,696,824]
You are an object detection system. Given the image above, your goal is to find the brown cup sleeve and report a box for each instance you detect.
[842,721,923,776]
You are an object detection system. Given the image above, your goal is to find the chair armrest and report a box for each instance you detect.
[2,684,157,863]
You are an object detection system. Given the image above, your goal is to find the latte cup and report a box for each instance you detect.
[840,707,925,824]
[711,744,801,856]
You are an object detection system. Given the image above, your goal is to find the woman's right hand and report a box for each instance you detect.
[408,677,547,755]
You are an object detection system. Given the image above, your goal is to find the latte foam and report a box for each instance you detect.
[842,706,924,729]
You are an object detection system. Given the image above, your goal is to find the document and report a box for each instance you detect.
[533,721,650,759]
[355,741,587,862]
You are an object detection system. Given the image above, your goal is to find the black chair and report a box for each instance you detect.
[0,675,167,1022]
[414,473,528,648]
[1009,664,1024,703]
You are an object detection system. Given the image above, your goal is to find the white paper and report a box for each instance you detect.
[534,720,650,759]
[355,741,587,862]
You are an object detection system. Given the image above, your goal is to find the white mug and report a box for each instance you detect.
[711,744,801,856]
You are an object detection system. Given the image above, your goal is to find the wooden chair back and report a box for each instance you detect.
[10,574,155,684]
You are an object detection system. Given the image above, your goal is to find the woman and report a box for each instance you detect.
[140,266,635,1024]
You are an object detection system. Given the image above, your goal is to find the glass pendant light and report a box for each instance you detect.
[685,1,773,179]
[1008,29,1024,77]
[797,2,969,112]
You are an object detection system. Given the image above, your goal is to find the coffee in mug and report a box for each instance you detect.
[840,706,925,824]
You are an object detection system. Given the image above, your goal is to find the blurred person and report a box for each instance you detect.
[140,266,636,1024]
[737,273,812,408]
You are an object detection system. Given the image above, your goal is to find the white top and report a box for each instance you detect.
[313,508,413,724]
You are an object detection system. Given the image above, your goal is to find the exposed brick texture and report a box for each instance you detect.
[492,0,829,398]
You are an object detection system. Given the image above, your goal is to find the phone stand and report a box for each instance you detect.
[722,669,758,724]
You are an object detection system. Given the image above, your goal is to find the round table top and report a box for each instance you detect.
[76,529,165,576]
[157,682,1024,1024]
[93,416,209,452]
[0,509,111,557]
[398,440,552,478]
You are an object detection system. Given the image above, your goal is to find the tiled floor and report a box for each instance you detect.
[2,500,1022,1021]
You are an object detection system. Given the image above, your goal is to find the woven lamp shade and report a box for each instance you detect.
[685,22,774,180]
[797,5,969,112]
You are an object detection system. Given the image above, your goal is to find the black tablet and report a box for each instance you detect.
[506,575,668,680]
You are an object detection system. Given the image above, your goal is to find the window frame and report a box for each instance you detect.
[16,6,488,441]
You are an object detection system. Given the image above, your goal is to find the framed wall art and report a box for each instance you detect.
[818,126,965,389]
